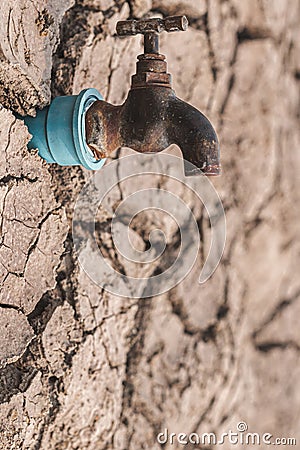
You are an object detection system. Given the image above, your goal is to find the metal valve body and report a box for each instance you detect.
[85,15,220,176]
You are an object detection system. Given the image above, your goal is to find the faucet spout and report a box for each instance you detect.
[167,97,220,176]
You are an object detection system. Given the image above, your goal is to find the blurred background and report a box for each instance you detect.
[0,0,299,449]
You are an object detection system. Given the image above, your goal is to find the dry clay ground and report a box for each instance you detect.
[0,0,300,449]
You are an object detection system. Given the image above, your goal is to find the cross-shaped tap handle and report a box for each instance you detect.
[116,16,188,37]
[116,16,188,55]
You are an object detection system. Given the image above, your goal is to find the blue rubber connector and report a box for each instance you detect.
[23,88,105,170]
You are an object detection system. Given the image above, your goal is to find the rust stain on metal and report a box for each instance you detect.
[85,15,220,176]
[116,16,188,36]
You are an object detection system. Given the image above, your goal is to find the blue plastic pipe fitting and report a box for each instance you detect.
[23,88,106,170]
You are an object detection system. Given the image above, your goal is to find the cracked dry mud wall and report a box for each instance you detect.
[0,0,299,449]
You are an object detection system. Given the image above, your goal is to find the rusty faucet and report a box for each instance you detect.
[85,16,220,176]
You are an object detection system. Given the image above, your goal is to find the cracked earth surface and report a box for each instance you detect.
[0,0,299,449]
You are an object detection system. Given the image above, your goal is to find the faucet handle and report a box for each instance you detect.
[117,16,189,85]
[116,16,188,37]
